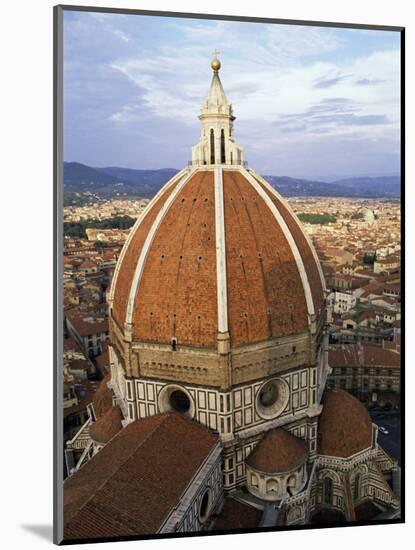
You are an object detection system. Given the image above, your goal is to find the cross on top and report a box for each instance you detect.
[212,49,220,58]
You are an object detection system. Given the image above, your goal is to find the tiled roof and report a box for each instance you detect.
[89,406,123,445]
[92,375,113,418]
[329,344,400,369]
[111,167,324,348]
[66,311,108,337]
[246,427,308,473]
[64,413,218,540]
[214,498,262,531]
[318,389,373,458]
[95,348,110,374]
[68,358,90,372]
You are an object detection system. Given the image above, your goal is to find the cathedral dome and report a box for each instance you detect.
[109,166,325,349]
[318,389,373,458]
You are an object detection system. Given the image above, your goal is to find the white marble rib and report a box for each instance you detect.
[247,168,327,293]
[125,167,197,328]
[214,166,228,334]
[108,166,190,307]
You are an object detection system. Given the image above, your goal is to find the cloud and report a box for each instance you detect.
[311,113,389,125]
[63,11,401,177]
[355,78,386,85]
[314,74,352,88]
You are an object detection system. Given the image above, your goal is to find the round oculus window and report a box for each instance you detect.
[256,377,289,420]
[158,384,195,418]
[259,380,279,407]
[170,390,190,413]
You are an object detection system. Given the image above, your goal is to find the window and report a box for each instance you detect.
[199,489,211,523]
[354,474,361,502]
[266,479,279,494]
[323,478,333,505]
[210,129,215,164]
[220,129,226,163]
[228,458,234,470]
[251,473,259,487]
[259,380,278,407]
[171,337,177,351]
[170,390,190,413]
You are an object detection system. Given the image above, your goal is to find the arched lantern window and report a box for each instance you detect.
[210,129,215,164]
[220,128,226,163]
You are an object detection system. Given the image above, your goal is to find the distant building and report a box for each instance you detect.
[65,310,109,358]
[328,342,400,405]
[328,290,356,314]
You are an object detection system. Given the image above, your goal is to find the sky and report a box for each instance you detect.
[63,10,401,179]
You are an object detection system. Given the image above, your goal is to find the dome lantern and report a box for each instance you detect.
[191,53,244,166]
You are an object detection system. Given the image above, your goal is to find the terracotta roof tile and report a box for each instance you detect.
[111,167,324,349]
[246,427,308,473]
[133,171,217,347]
[64,413,218,540]
[214,498,262,531]
[66,311,108,337]
[111,180,182,328]
[318,389,372,458]
[329,344,400,369]
[224,171,309,345]
[89,406,123,445]
[92,375,113,418]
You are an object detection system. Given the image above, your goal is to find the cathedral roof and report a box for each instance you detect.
[110,167,325,349]
[246,427,308,474]
[89,405,123,445]
[63,413,218,540]
[318,389,373,458]
[214,498,262,531]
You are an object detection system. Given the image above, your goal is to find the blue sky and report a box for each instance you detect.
[63,10,401,179]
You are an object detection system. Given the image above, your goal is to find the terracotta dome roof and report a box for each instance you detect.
[318,389,373,458]
[246,427,308,474]
[110,166,325,348]
[89,405,123,445]
[92,374,113,419]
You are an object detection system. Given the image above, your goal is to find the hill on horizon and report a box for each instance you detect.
[63,161,400,204]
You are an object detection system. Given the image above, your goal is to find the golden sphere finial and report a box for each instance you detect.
[211,49,221,71]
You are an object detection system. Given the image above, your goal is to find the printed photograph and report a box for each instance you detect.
[59,7,402,543]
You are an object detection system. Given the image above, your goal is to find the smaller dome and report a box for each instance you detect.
[318,389,373,458]
[89,405,123,445]
[246,428,308,474]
